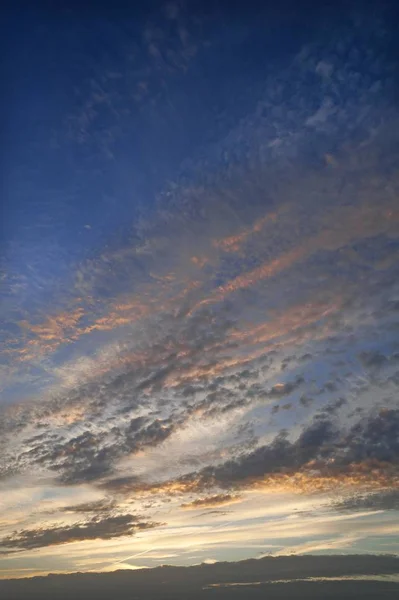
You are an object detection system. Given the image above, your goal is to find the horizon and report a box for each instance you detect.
[1,554,399,598]
[2,552,399,581]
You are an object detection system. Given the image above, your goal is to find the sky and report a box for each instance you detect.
[1,0,399,582]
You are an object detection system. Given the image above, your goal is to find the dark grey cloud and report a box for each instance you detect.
[127,416,149,435]
[40,414,181,485]
[187,418,336,490]
[342,408,399,464]
[321,397,347,415]
[359,350,388,370]
[47,432,122,486]
[185,387,247,419]
[181,493,240,509]
[103,409,399,496]
[195,509,232,518]
[100,475,144,494]
[62,499,116,514]
[0,514,160,551]
[15,427,132,487]
[299,394,314,407]
[332,489,399,513]
[272,402,293,414]
[181,367,305,422]
[268,377,304,398]
[203,409,399,489]
[125,417,178,453]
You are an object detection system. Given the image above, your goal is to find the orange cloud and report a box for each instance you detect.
[17,308,85,360]
[213,211,278,253]
[107,459,399,504]
[188,199,399,314]
[230,301,339,347]
[166,299,340,388]
[251,461,399,496]
[181,494,242,509]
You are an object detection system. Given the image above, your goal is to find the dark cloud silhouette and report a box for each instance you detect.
[9,427,125,487]
[127,416,149,435]
[358,350,388,370]
[299,394,314,407]
[332,489,399,513]
[181,494,240,509]
[52,434,122,486]
[342,409,399,464]
[62,499,116,514]
[0,514,160,551]
[125,417,178,453]
[322,397,347,415]
[100,475,145,494]
[205,418,335,487]
[201,409,399,490]
[196,510,232,518]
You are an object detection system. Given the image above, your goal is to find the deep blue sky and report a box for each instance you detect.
[3,0,387,263]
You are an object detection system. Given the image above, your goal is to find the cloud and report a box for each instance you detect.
[299,395,314,407]
[202,418,337,488]
[268,377,304,398]
[213,210,278,253]
[36,431,122,486]
[104,409,399,499]
[125,418,179,453]
[358,351,388,371]
[181,494,241,510]
[100,476,146,495]
[62,499,116,515]
[3,291,337,487]
[320,397,347,416]
[332,490,399,513]
[0,514,160,551]
[188,198,399,315]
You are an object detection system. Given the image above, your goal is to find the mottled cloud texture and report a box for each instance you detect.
[1,0,399,581]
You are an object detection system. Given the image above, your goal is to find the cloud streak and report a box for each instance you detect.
[0,515,161,551]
